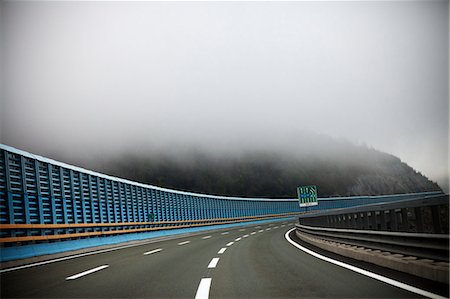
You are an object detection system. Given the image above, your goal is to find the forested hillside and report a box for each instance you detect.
[79,139,441,198]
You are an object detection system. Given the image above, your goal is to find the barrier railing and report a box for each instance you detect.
[0,212,299,244]
[295,195,449,282]
[297,194,449,259]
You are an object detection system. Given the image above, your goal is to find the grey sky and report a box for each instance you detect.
[1,1,448,191]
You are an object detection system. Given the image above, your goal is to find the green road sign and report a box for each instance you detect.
[297,185,318,207]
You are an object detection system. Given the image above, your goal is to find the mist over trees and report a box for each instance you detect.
[70,137,442,198]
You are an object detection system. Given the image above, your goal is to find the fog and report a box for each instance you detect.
[0,1,448,192]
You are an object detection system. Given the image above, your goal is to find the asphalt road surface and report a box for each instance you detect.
[1,220,447,298]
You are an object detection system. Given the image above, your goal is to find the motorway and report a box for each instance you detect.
[1,220,447,298]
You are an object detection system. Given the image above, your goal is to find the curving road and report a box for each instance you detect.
[1,220,447,298]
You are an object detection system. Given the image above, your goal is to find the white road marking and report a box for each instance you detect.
[218,248,227,254]
[0,239,169,273]
[274,226,279,229]
[202,236,212,240]
[243,234,249,238]
[239,229,246,231]
[281,225,286,227]
[226,242,234,246]
[221,232,229,235]
[284,228,446,299]
[250,232,256,235]
[178,241,190,246]
[208,258,220,268]
[269,224,274,226]
[143,248,162,255]
[266,228,271,231]
[235,237,242,241]
[195,278,212,299]
[258,229,264,233]
[66,265,109,280]
[256,226,261,228]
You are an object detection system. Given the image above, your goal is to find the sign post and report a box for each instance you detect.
[297,185,318,209]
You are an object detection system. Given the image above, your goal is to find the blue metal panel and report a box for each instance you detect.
[0,150,9,225]
[96,177,104,223]
[102,179,109,223]
[69,169,77,224]
[78,172,86,223]
[125,184,132,222]
[3,151,14,225]
[59,166,68,224]
[118,182,125,222]
[88,175,95,223]
[47,164,57,224]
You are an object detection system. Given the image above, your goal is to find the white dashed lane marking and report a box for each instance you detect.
[226,242,234,246]
[202,236,212,240]
[143,248,162,255]
[208,258,220,269]
[195,278,212,299]
[66,265,109,280]
[178,241,190,246]
[218,248,227,254]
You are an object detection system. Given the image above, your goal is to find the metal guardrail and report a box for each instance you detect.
[297,195,449,261]
[295,224,449,261]
[299,194,449,233]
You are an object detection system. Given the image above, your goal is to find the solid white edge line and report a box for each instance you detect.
[143,248,163,255]
[178,241,191,245]
[218,248,227,254]
[226,242,234,246]
[208,258,220,268]
[195,278,212,299]
[66,265,109,280]
[284,228,446,299]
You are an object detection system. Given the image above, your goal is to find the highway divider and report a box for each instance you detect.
[295,194,449,283]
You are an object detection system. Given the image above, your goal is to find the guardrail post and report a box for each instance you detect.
[373,211,379,230]
[431,205,441,233]
[401,208,409,232]
[389,209,397,231]
[414,207,424,232]
[363,211,369,230]
[380,210,387,230]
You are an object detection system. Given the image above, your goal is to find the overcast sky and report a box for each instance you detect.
[1,1,448,191]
